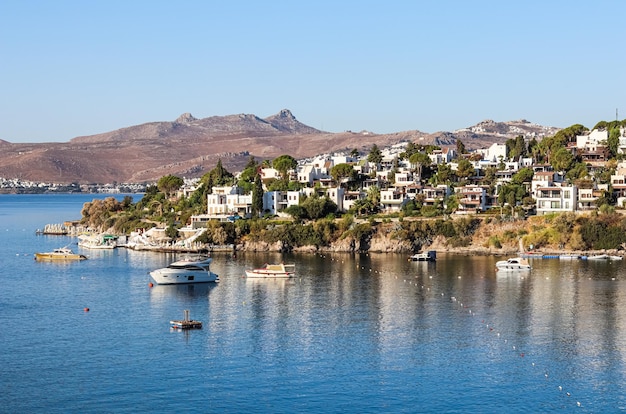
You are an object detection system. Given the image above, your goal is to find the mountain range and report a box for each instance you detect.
[0,109,560,184]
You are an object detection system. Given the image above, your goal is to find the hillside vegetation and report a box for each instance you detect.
[80,191,626,254]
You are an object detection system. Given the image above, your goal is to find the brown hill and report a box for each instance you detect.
[0,110,560,184]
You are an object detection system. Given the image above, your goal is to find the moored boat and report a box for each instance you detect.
[495,257,531,271]
[584,254,623,261]
[150,255,219,284]
[245,263,295,278]
[408,251,436,262]
[34,247,87,261]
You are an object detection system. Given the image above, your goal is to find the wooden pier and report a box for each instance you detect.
[170,310,202,329]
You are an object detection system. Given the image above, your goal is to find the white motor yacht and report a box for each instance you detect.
[150,256,219,284]
[495,257,531,271]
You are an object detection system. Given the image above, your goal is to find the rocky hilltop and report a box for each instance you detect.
[0,110,560,184]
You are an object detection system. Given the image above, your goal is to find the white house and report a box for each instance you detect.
[616,127,626,155]
[535,185,577,215]
[455,185,488,214]
[576,129,608,151]
[380,188,407,212]
[429,148,456,165]
[206,185,252,218]
[475,143,507,163]
[263,191,302,216]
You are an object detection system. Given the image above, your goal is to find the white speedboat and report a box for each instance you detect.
[495,257,531,271]
[245,263,295,278]
[34,247,87,261]
[150,256,219,284]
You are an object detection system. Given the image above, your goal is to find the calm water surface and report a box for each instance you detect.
[1,194,625,413]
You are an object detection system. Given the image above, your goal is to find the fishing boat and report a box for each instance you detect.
[150,256,219,284]
[34,247,87,261]
[495,257,531,271]
[245,263,295,278]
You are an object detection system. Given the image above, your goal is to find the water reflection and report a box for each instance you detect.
[149,282,218,306]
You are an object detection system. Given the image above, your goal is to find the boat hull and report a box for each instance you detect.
[149,269,219,284]
[245,270,294,278]
[409,251,436,262]
[245,263,296,278]
[35,252,87,261]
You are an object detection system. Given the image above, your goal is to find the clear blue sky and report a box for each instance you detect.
[1,0,625,143]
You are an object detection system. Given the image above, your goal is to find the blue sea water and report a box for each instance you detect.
[1,194,625,413]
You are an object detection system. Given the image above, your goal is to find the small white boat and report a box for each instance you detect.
[245,263,295,278]
[409,251,436,262]
[585,254,623,261]
[559,255,581,260]
[496,257,531,271]
[34,247,87,261]
[150,256,219,284]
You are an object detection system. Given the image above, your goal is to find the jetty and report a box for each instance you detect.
[36,221,91,236]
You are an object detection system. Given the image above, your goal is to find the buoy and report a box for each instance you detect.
[84,307,90,312]
[148,282,154,287]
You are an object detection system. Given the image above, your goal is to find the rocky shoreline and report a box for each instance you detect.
[44,217,625,259]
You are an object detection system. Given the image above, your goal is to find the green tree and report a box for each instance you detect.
[511,167,534,185]
[608,127,620,158]
[165,224,178,239]
[455,158,475,181]
[201,159,234,191]
[409,152,431,181]
[550,147,574,172]
[367,144,383,165]
[330,163,356,186]
[301,194,337,220]
[237,156,259,194]
[157,175,184,198]
[400,142,420,160]
[433,163,453,184]
[211,159,234,186]
[272,155,297,181]
[367,186,381,210]
[251,174,264,217]
[567,162,589,183]
[506,135,527,160]
[284,204,307,221]
[456,139,467,155]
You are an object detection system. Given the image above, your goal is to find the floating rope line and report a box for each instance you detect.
[319,252,587,409]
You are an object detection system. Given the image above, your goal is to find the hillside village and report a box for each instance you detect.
[180,125,626,229]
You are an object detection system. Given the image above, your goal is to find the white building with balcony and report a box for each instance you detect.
[535,185,577,215]
[455,185,488,214]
